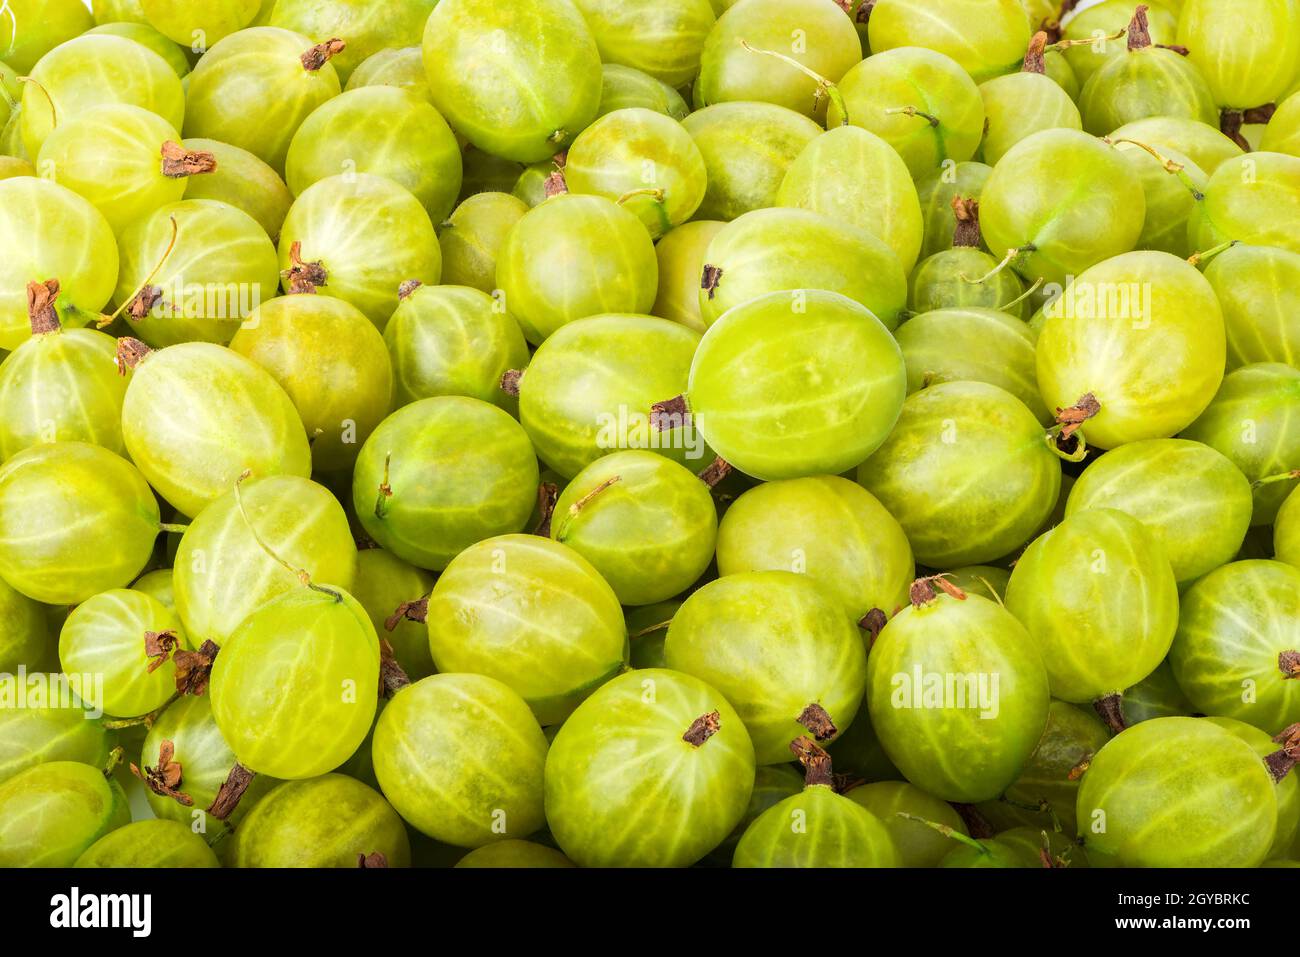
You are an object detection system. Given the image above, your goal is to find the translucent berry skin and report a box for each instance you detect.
[74,819,221,868]
[575,0,715,89]
[979,72,1082,167]
[868,0,1033,83]
[228,774,412,868]
[915,161,992,260]
[686,290,906,482]
[847,780,970,868]
[1113,142,1207,258]
[352,396,539,572]
[0,679,109,787]
[269,0,439,83]
[866,592,1051,803]
[1076,717,1277,868]
[1207,716,1300,860]
[1110,115,1243,177]
[139,0,261,47]
[0,442,159,605]
[0,0,95,74]
[545,668,756,867]
[0,761,130,868]
[1279,487,1300,571]
[181,138,294,241]
[1203,244,1300,370]
[422,0,602,163]
[1188,152,1300,256]
[437,194,530,295]
[597,64,691,120]
[347,47,434,104]
[1078,46,1218,136]
[1005,508,1179,703]
[455,840,575,868]
[373,673,548,848]
[350,548,436,681]
[1177,0,1300,109]
[651,221,725,332]
[733,784,900,868]
[425,535,627,725]
[1170,560,1300,734]
[209,586,380,780]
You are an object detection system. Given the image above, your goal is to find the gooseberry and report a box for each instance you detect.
[0,677,108,786]
[74,819,220,868]
[268,0,438,82]
[868,0,1033,82]
[1203,244,1300,369]
[0,0,95,74]
[1177,0,1300,110]
[180,138,294,241]
[0,760,130,867]
[597,64,690,120]
[437,193,529,294]
[574,0,716,89]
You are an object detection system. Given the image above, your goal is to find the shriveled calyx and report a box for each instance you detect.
[789,735,834,788]
[284,241,328,294]
[951,196,982,248]
[173,640,220,697]
[1265,723,1300,783]
[650,394,691,431]
[1022,31,1048,74]
[207,762,256,820]
[1051,393,1100,460]
[143,631,181,674]
[499,369,523,398]
[131,739,193,807]
[533,481,559,537]
[908,574,967,607]
[397,279,423,301]
[697,456,732,489]
[1092,694,1128,736]
[300,38,346,72]
[797,702,838,742]
[358,852,389,868]
[682,710,721,747]
[1125,6,1189,56]
[379,639,412,698]
[700,263,723,300]
[26,279,60,335]
[113,337,153,375]
[858,607,888,644]
[1281,650,1300,679]
[160,141,217,179]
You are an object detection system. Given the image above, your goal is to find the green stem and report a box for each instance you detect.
[1252,470,1300,489]
[896,812,990,854]
[884,105,939,127]
[233,469,342,602]
[739,39,849,124]
[1103,137,1205,200]
[158,522,189,535]
[617,188,672,236]
[1187,239,1239,268]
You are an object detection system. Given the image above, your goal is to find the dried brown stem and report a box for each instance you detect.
[206,762,255,820]
[160,141,217,178]
[26,279,60,335]
[301,39,346,72]
[683,711,721,747]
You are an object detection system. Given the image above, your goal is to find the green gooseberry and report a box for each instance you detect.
[0,760,130,867]
[681,101,821,221]
[777,125,925,274]
[512,160,553,208]
[829,47,986,181]
[347,47,433,105]
[268,0,437,83]
[1110,115,1243,175]
[1005,508,1179,706]
[943,565,1011,601]
[121,340,312,518]
[0,0,94,74]
[385,284,529,411]
[1036,251,1226,449]
[373,673,548,847]
[676,290,905,481]
[1280,487,1300,570]
[495,194,658,344]
[422,0,602,163]
[846,779,971,867]
[715,475,914,623]
[1065,438,1253,583]
[1170,560,1300,733]
[705,763,804,865]
[0,442,161,605]
[229,293,392,471]
[515,313,704,479]
[1261,91,1300,157]
[426,534,627,725]
[1207,716,1300,859]
[975,699,1112,837]
[574,0,715,89]
[545,668,756,867]
[698,207,907,330]
[438,193,530,294]
[980,129,1146,287]
[1041,49,1081,101]
[666,571,867,765]
[733,740,899,867]
[0,583,51,672]
[1061,0,1179,88]
[825,706,904,782]
[1076,716,1279,867]
[552,451,717,607]
[1121,659,1195,726]
[0,677,108,786]
[285,87,462,224]
[114,199,281,347]
[866,583,1051,802]
[1178,0,1300,109]
[0,177,119,352]
[278,173,442,330]
[93,0,150,25]
[0,61,19,142]
[908,244,1028,320]
[75,819,220,868]
[1203,244,1300,369]
[915,161,993,259]
[564,108,707,239]
[352,397,538,571]
[21,35,184,159]
[857,381,1061,568]
[1111,140,1207,257]
[228,774,411,867]
[937,834,1036,868]
[455,841,576,868]
[173,474,356,646]
[132,569,174,607]
[1079,11,1217,135]
[1181,363,1300,525]
[1188,152,1300,256]
[626,601,679,670]
[181,138,294,241]
[0,157,32,179]
[59,589,188,719]
[459,148,526,200]
[597,64,690,120]
[183,26,343,175]
[210,584,380,780]
[979,66,1083,167]
[138,0,260,47]
[351,548,436,681]
[894,308,1049,423]
[868,0,1032,82]
[695,0,861,122]
[0,325,126,460]
[85,23,191,78]
[651,220,724,332]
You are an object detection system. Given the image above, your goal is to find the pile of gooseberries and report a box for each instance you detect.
[3,0,1300,875]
